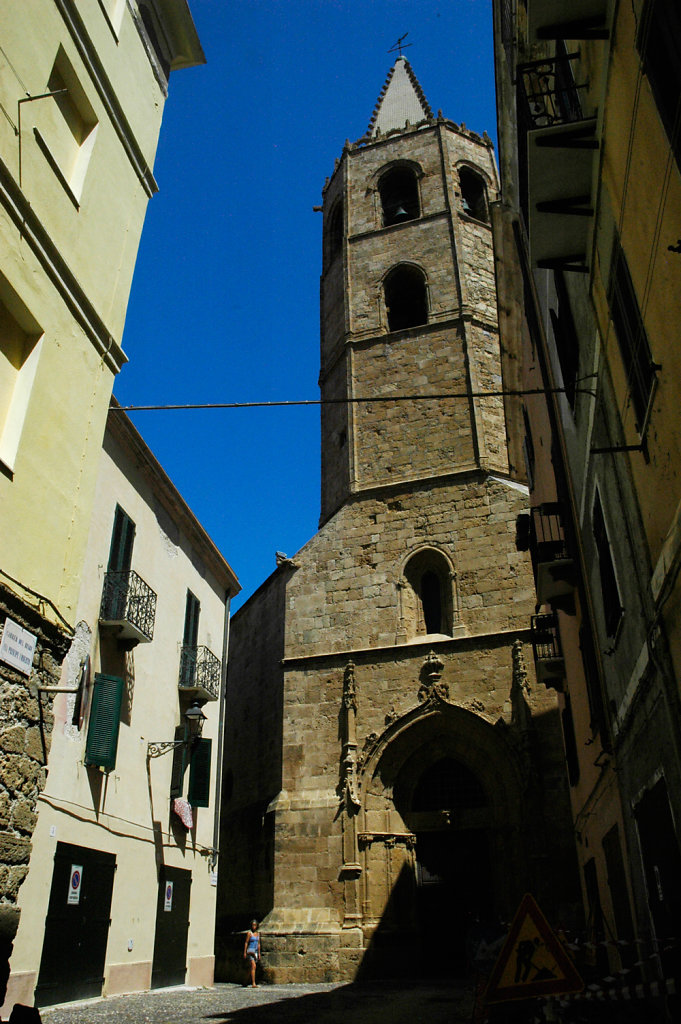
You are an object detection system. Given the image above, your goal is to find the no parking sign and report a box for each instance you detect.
[67,864,83,905]
[164,881,173,912]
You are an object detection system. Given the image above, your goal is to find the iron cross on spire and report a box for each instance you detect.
[388,32,412,57]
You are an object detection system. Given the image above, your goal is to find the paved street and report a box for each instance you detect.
[39,982,476,1024]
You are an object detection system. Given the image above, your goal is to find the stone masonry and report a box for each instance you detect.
[0,582,71,983]
[217,59,581,983]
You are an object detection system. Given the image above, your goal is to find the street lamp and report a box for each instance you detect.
[147,701,207,758]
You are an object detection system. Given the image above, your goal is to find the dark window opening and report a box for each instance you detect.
[459,167,489,223]
[327,202,343,267]
[592,490,623,638]
[522,404,535,489]
[413,758,487,812]
[638,0,681,173]
[550,269,579,407]
[338,429,347,448]
[108,505,135,574]
[561,693,580,786]
[609,234,656,430]
[183,590,200,648]
[385,265,428,332]
[188,737,212,808]
[379,167,420,226]
[578,620,607,741]
[421,570,442,634]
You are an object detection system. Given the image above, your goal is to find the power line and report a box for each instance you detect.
[114,383,596,412]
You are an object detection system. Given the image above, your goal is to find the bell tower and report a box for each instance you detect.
[220,56,581,986]
[319,57,506,523]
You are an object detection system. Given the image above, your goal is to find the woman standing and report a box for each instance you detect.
[243,919,261,987]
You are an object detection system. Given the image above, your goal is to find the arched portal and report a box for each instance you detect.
[357,701,526,978]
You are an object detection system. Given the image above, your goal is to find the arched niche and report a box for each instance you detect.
[458,165,490,223]
[378,164,421,226]
[398,546,460,640]
[324,199,343,269]
[383,263,428,332]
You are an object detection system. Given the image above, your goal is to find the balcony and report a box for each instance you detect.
[178,645,221,701]
[531,503,575,604]
[100,570,156,646]
[517,50,599,270]
[531,612,565,690]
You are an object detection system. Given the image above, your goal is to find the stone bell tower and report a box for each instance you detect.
[218,58,580,983]
[319,56,508,524]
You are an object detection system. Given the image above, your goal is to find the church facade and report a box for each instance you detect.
[217,59,580,982]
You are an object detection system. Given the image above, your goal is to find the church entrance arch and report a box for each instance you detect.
[357,700,525,978]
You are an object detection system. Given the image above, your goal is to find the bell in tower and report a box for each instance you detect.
[218,57,581,984]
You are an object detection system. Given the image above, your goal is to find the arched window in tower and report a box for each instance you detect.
[459,167,489,223]
[378,166,420,226]
[402,549,456,638]
[326,201,343,268]
[384,265,428,332]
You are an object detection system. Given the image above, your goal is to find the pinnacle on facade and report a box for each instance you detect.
[366,56,433,138]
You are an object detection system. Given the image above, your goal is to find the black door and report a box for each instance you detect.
[35,843,116,1006]
[415,828,492,974]
[151,867,191,988]
[635,777,681,977]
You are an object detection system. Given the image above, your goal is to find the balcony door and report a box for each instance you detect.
[106,505,135,617]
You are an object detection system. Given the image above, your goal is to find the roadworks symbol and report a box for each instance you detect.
[485,893,583,1004]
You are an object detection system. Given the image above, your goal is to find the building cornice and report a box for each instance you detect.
[106,400,241,597]
[0,160,126,373]
[281,627,533,670]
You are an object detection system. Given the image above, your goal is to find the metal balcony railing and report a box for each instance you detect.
[518,51,586,131]
[179,645,221,701]
[531,612,564,662]
[100,569,156,643]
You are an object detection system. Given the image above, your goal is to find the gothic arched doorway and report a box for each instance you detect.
[357,701,526,979]
[398,756,493,974]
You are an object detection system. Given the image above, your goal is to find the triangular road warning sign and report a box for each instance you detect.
[485,893,583,1003]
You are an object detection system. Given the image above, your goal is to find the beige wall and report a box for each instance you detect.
[5,412,235,1010]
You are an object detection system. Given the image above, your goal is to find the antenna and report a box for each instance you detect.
[388,33,412,57]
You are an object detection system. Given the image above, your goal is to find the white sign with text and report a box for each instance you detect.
[0,618,37,676]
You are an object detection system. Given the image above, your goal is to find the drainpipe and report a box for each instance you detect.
[211,589,232,872]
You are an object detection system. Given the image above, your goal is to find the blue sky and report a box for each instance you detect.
[117,0,498,610]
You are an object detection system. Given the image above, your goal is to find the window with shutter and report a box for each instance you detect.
[592,490,623,638]
[84,673,124,770]
[188,738,212,808]
[169,724,187,798]
[108,505,135,573]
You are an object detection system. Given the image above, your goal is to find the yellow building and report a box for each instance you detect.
[0,0,204,994]
[493,0,681,1010]
[4,403,238,1011]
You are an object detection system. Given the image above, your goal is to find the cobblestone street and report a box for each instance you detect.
[39,982,475,1024]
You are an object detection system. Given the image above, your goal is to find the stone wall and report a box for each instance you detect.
[0,584,70,987]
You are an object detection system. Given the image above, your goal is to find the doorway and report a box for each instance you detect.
[402,756,493,975]
[35,842,116,1006]
[151,866,192,988]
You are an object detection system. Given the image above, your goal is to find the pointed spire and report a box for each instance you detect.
[366,57,433,138]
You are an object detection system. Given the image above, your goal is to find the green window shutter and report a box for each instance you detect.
[188,738,212,808]
[169,724,187,798]
[85,673,124,770]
